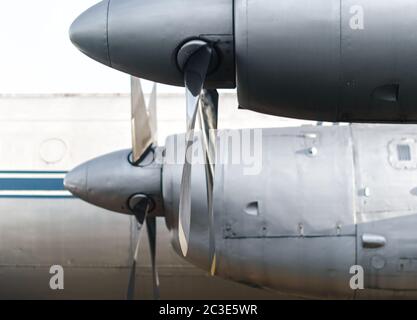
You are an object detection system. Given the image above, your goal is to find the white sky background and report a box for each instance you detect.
[0,0,188,94]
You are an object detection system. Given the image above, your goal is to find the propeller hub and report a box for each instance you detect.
[64,149,163,216]
[63,162,87,200]
[69,0,235,88]
[69,0,111,67]
[177,40,219,75]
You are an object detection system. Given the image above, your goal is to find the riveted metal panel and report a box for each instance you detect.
[351,124,417,217]
[353,124,417,293]
[216,236,356,299]
[218,126,356,238]
[357,214,417,293]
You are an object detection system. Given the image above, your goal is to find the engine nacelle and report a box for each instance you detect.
[71,0,417,123]
[163,125,417,299]
[235,0,417,123]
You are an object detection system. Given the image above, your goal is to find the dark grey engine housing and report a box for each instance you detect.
[70,0,417,123]
[236,0,417,122]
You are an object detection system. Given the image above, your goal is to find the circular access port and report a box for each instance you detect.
[39,138,67,164]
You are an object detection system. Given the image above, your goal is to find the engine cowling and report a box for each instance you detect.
[163,125,417,299]
[70,0,417,120]
[235,0,417,123]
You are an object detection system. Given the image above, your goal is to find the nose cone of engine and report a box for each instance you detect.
[64,149,163,215]
[69,0,111,67]
[64,163,88,201]
[70,0,235,88]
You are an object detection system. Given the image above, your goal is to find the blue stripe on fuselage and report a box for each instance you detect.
[0,178,65,191]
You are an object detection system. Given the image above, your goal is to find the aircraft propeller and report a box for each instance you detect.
[65,46,220,299]
[177,40,219,275]
[126,78,160,300]
[127,40,220,298]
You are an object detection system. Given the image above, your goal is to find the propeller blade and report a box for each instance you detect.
[178,44,213,257]
[131,76,153,163]
[146,216,160,300]
[126,197,150,300]
[198,89,219,275]
[148,83,158,144]
[126,222,144,300]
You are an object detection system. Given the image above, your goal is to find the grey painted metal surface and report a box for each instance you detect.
[235,0,341,121]
[235,0,417,122]
[64,149,163,215]
[71,0,417,123]
[162,124,417,299]
[352,125,417,298]
[65,123,417,299]
[70,0,235,89]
